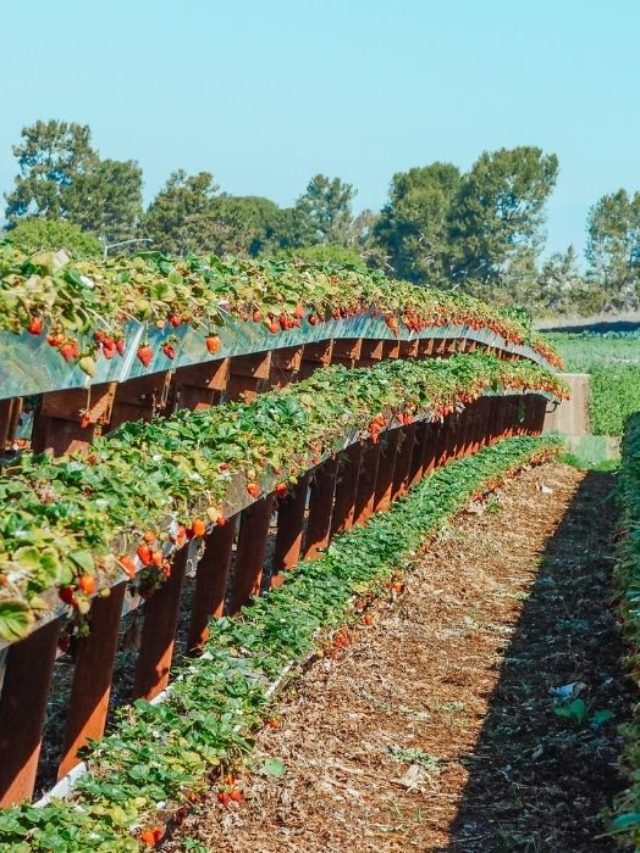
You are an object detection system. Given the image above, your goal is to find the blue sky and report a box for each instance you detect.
[2,0,639,259]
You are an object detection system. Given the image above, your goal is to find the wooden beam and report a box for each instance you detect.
[0,619,60,806]
[57,583,126,779]
[226,494,275,614]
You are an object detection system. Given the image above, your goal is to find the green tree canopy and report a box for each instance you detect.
[70,159,143,246]
[5,120,97,222]
[143,170,221,255]
[373,162,461,284]
[586,189,640,309]
[292,174,356,246]
[4,120,143,249]
[373,147,558,294]
[450,147,559,286]
[3,218,101,258]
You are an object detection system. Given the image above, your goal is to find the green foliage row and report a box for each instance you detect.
[589,366,640,436]
[0,434,562,852]
[0,241,562,368]
[548,331,640,373]
[0,352,566,642]
[609,414,640,843]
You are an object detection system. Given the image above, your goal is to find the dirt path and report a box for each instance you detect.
[165,463,633,852]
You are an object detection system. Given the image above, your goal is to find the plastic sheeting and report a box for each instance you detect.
[0,310,554,400]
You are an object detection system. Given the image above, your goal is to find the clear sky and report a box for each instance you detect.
[2,0,639,259]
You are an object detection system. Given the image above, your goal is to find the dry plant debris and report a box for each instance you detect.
[165,463,633,852]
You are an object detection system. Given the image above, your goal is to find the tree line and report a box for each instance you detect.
[2,119,638,315]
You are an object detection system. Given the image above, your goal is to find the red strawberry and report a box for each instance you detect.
[229,787,244,803]
[59,586,76,606]
[78,574,96,596]
[102,338,116,360]
[137,344,153,367]
[308,314,318,326]
[169,314,181,327]
[79,412,92,429]
[115,338,126,356]
[94,329,106,344]
[247,482,260,498]
[206,335,221,354]
[27,316,43,335]
[217,791,231,807]
[275,482,288,498]
[136,544,153,566]
[59,341,78,363]
[119,555,136,578]
[162,343,175,359]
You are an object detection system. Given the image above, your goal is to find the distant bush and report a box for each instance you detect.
[4,218,101,258]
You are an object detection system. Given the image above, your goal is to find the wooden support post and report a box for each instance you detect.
[436,416,455,467]
[408,420,430,487]
[417,338,435,359]
[272,473,310,576]
[132,547,189,701]
[0,397,22,452]
[331,338,362,368]
[391,424,417,500]
[57,582,126,779]
[299,341,333,380]
[32,383,117,455]
[353,441,381,525]
[422,422,440,475]
[173,359,229,411]
[0,619,60,806]
[330,442,363,536]
[226,352,272,403]
[109,372,173,432]
[269,346,304,389]
[399,339,419,359]
[373,430,400,513]
[226,494,275,614]
[302,457,339,559]
[187,516,238,652]
[358,339,384,368]
[382,340,400,360]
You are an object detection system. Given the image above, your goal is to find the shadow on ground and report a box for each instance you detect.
[443,471,635,852]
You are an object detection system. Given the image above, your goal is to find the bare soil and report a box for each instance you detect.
[164,462,634,852]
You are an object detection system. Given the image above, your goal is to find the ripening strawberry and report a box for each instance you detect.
[137,344,153,366]
[252,308,262,323]
[247,482,260,498]
[78,574,96,596]
[59,341,78,363]
[275,482,288,498]
[206,335,221,354]
[308,314,318,326]
[191,518,206,538]
[27,316,43,335]
[119,555,136,578]
[151,551,163,567]
[136,544,153,566]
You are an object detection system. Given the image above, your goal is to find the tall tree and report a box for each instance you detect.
[5,120,98,222]
[292,174,356,246]
[373,163,461,284]
[450,147,559,288]
[143,170,221,255]
[69,159,143,246]
[208,195,284,256]
[586,189,640,308]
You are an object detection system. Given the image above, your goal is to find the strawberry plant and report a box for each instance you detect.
[0,435,562,851]
[0,242,562,373]
[608,413,640,844]
[0,353,567,641]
